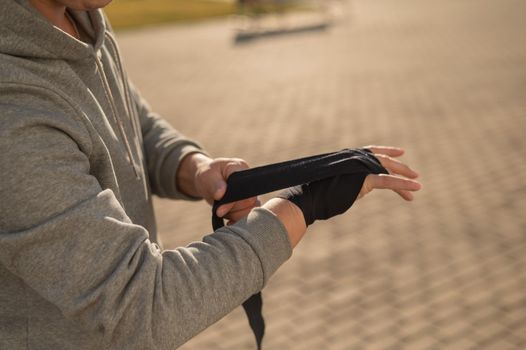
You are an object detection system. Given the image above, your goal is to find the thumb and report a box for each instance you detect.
[211,178,227,201]
[198,170,226,204]
[357,174,374,199]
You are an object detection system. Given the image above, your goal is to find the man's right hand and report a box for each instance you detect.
[266,146,421,248]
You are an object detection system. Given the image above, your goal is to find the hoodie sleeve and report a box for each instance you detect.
[0,88,292,349]
[130,83,207,200]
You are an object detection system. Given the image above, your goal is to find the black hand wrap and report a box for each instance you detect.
[211,148,387,349]
[276,149,387,226]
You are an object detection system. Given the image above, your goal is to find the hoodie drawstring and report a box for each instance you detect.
[105,33,145,169]
[94,50,141,180]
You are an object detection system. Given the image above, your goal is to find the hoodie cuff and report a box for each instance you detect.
[228,207,293,289]
[160,143,209,200]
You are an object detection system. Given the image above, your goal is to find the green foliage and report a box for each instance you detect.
[105,0,236,30]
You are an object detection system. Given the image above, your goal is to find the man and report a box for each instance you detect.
[0,0,422,348]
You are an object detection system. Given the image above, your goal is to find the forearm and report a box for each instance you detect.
[263,198,307,248]
[0,190,292,349]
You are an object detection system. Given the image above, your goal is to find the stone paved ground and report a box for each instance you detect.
[117,0,526,348]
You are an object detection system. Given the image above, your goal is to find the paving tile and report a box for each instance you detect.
[118,0,526,348]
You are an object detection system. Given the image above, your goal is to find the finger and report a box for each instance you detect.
[394,189,415,201]
[227,197,258,215]
[223,201,257,221]
[369,174,422,192]
[374,154,419,179]
[364,145,404,157]
[217,197,258,217]
[212,158,250,203]
[224,207,253,223]
[222,158,250,178]
[223,197,260,221]
[216,202,235,217]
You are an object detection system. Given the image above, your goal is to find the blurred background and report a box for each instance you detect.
[109,0,526,348]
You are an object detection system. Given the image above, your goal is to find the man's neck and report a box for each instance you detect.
[28,0,80,39]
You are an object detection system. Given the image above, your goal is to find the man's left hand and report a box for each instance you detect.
[177,153,258,223]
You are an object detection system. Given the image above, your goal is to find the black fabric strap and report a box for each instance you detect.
[211,149,387,349]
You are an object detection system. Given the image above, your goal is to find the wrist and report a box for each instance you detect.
[263,198,306,248]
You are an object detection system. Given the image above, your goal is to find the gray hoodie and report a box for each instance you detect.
[0,1,291,348]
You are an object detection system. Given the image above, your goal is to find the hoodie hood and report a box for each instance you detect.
[0,0,144,180]
[0,0,106,61]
